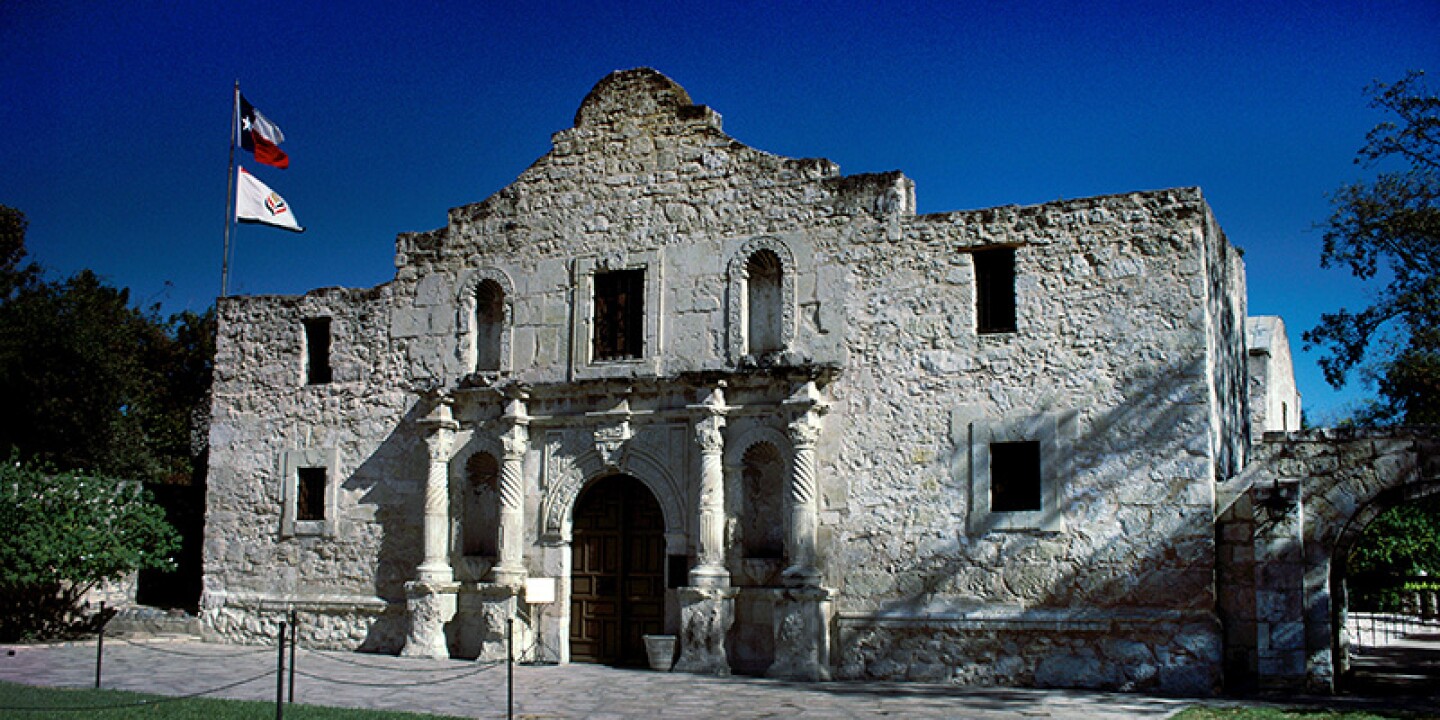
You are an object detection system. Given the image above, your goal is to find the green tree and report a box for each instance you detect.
[1347,495,1440,610]
[0,206,215,483]
[1303,71,1440,425]
[0,457,181,640]
[0,204,216,623]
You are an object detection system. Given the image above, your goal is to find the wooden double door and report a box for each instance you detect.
[570,475,666,665]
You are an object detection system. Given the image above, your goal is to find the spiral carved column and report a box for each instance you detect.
[403,393,460,658]
[782,380,827,587]
[492,389,530,587]
[416,396,458,583]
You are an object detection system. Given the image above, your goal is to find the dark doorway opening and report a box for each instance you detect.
[570,474,665,666]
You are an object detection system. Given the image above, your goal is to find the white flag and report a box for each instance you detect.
[236,166,304,233]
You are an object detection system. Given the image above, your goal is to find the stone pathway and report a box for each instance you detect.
[0,637,1433,719]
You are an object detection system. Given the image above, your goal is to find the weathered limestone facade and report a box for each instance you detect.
[204,68,1412,693]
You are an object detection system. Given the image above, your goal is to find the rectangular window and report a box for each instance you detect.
[304,318,332,384]
[989,441,1041,512]
[296,467,327,521]
[975,248,1017,334]
[593,269,645,361]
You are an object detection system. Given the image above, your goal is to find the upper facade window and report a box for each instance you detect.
[457,268,515,377]
[746,250,784,355]
[570,252,663,379]
[974,247,1017,334]
[303,317,332,385]
[593,268,646,361]
[727,237,798,364]
[475,279,505,372]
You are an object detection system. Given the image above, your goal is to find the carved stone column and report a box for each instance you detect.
[687,384,729,588]
[674,384,735,675]
[782,380,827,587]
[403,393,459,658]
[492,387,530,587]
[766,380,833,681]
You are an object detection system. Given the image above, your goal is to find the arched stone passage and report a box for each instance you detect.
[1217,429,1439,693]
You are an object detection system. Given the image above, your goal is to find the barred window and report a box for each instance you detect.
[593,269,645,361]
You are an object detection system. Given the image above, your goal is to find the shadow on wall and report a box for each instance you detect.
[834,356,1223,693]
[343,400,429,653]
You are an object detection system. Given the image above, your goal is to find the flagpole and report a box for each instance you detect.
[220,80,239,298]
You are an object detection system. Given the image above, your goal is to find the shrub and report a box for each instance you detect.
[0,456,179,640]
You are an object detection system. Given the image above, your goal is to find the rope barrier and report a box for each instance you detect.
[296,645,506,672]
[290,662,496,688]
[112,634,273,658]
[0,668,274,713]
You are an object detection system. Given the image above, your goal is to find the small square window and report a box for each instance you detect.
[593,269,645,361]
[296,467,327,521]
[303,318,332,385]
[990,441,1041,512]
[975,248,1017,334]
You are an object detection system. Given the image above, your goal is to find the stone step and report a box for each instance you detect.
[104,606,201,638]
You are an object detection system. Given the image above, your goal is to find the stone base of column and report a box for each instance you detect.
[401,580,459,658]
[673,586,738,675]
[489,565,527,588]
[766,586,833,681]
[687,564,730,589]
[470,583,525,663]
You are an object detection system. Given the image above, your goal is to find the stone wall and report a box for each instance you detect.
[203,285,419,649]
[821,191,1232,693]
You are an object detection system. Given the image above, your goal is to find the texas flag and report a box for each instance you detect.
[239,94,289,169]
[236,166,304,232]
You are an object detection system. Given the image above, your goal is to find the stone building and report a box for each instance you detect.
[201,68,1434,693]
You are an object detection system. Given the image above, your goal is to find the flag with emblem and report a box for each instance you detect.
[239,94,290,169]
[235,166,304,232]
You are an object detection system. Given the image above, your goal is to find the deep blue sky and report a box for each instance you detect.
[2,1,1436,421]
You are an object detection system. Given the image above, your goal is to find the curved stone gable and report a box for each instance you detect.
[573,67,698,129]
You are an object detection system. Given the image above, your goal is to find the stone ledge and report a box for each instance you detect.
[202,591,393,613]
[838,606,1211,633]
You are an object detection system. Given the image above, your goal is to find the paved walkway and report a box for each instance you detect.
[0,636,1434,719]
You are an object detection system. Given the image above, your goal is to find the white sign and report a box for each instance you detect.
[524,577,556,604]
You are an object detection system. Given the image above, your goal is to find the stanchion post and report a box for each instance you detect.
[95,601,105,689]
[276,620,287,720]
[507,616,514,720]
[288,609,297,703]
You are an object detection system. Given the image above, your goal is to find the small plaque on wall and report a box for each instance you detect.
[525,577,556,604]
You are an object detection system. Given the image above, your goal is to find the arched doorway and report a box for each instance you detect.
[1329,486,1440,694]
[570,474,666,666]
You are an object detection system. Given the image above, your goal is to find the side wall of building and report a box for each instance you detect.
[203,285,419,649]
[824,190,1232,692]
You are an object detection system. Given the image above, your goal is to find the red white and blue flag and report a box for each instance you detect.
[239,94,289,169]
[236,166,303,232]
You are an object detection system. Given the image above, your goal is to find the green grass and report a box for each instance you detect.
[0,680,470,719]
[1174,707,1436,720]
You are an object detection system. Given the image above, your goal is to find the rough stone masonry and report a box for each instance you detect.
[202,67,1433,694]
